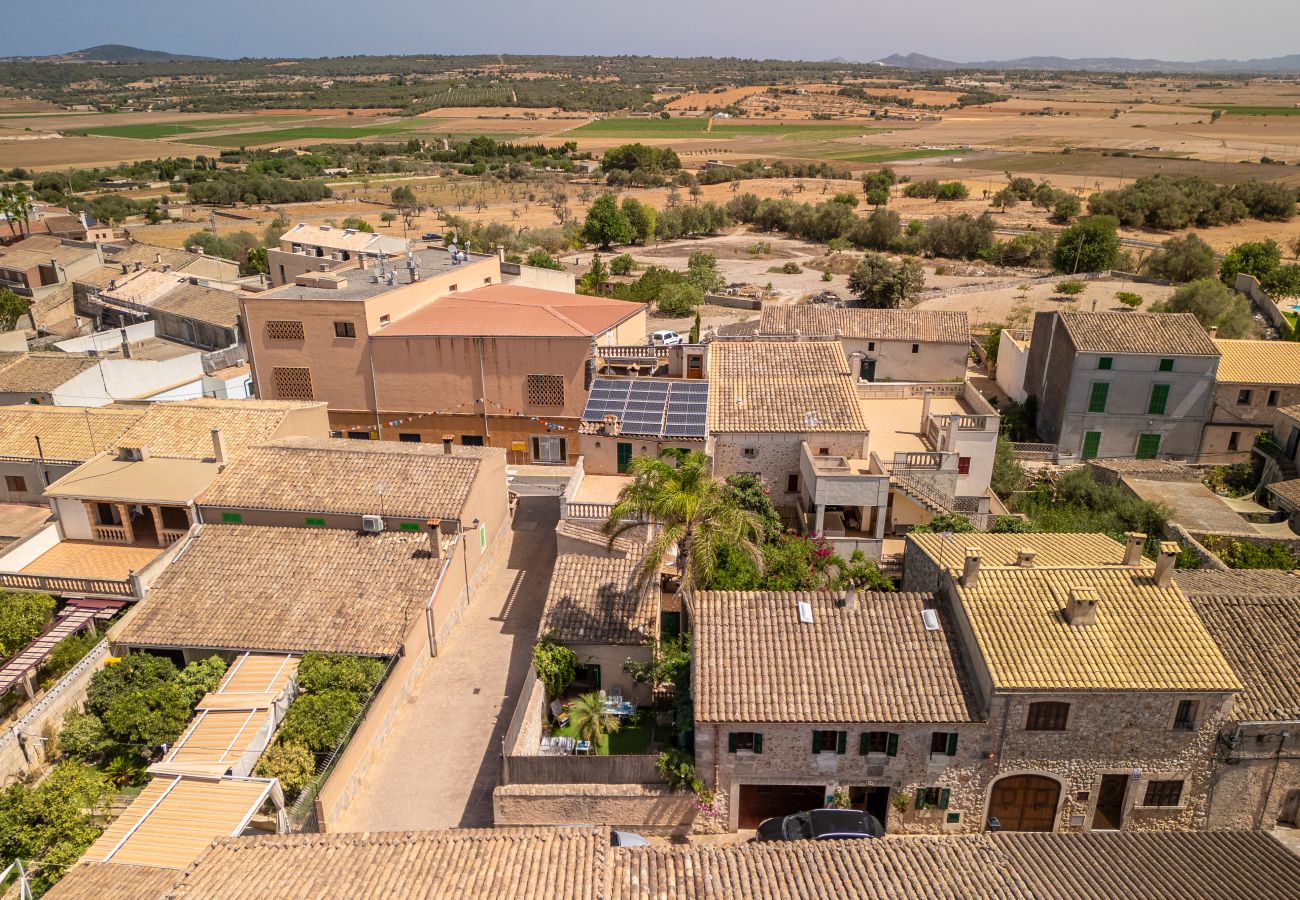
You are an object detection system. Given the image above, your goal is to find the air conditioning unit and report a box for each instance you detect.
[361,515,385,533]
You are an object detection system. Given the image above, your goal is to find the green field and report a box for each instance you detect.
[79,117,310,139]
[1192,105,1300,116]
[568,118,711,137]
[180,122,422,147]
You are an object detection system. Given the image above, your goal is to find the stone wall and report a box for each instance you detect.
[1207,723,1300,830]
[710,432,869,511]
[492,783,697,834]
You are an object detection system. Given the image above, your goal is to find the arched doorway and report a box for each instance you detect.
[988,775,1061,832]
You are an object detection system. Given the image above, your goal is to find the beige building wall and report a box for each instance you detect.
[578,435,705,476]
[568,643,654,705]
[1201,382,1300,464]
[840,336,969,383]
[493,784,696,834]
[1207,724,1300,830]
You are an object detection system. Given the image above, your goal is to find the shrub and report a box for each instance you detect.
[1054,280,1086,296]
[86,653,177,718]
[1052,216,1122,273]
[1144,233,1217,282]
[909,513,975,534]
[525,249,563,270]
[657,283,703,316]
[1151,278,1252,338]
[176,655,228,707]
[657,748,702,793]
[59,710,112,760]
[1115,291,1143,308]
[0,590,56,660]
[609,253,636,276]
[296,653,385,698]
[821,270,833,282]
[254,740,317,797]
[532,632,577,699]
[770,262,802,274]
[278,689,361,753]
[1201,536,1300,569]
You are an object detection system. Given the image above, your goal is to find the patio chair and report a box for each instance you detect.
[549,699,569,728]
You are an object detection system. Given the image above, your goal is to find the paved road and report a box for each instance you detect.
[333,496,557,831]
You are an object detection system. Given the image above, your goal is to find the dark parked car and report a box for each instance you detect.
[756,808,884,842]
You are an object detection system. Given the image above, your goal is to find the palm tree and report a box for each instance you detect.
[568,691,620,746]
[603,450,763,594]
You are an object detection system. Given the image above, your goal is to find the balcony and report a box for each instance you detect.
[797,443,890,558]
[0,523,187,600]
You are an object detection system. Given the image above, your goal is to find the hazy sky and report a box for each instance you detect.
[4,0,1299,61]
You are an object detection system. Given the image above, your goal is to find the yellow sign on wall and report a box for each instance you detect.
[511,441,527,452]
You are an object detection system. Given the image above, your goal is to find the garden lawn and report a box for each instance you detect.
[553,710,656,756]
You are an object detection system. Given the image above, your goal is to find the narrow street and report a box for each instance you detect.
[333,497,557,830]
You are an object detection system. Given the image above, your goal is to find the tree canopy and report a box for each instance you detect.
[847,253,925,309]
[1152,278,1253,339]
[581,193,634,249]
[1052,215,1122,274]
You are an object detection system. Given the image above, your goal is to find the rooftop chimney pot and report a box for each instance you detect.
[960,547,981,588]
[1155,541,1179,587]
[442,435,454,455]
[1123,532,1147,567]
[1015,548,1035,568]
[211,428,227,469]
[1065,586,1099,626]
[841,584,857,610]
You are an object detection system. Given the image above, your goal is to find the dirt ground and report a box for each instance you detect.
[915,276,1177,328]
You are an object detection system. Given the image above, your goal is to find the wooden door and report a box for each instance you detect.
[1092,774,1128,830]
[988,775,1060,832]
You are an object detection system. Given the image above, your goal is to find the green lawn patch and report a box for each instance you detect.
[79,117,305,139]
[553,709,656,756]
[181,122,419,147]
[568,118,711,137]
[1192,105,1300,116]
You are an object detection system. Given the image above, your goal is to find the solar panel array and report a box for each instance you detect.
[582,378,709,438]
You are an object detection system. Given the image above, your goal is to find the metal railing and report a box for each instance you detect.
[1010,442,1056,460]
[892,474,990,530]
[501,753,665,786]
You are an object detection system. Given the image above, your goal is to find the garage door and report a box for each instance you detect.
[737,784,826,829]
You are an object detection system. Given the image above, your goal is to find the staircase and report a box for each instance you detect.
[893,474,990,530]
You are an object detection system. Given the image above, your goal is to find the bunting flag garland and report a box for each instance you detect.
[336,397,574,433]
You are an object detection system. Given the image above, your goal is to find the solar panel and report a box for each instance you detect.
[582,378,710,437]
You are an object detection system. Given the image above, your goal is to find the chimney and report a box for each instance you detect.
[155,252,162,265]
[1064,587,1099,626]
[1015,548,1035,568]
[1155,541,1179,587]
[211,428,227,469]
[134,260,142,272]
[1207,326,1218,339]
[442,435,455,455]
[960,547,981,588]
[1123,532,1146,566]
[840,583,857,610]
[119,328,130,359]
[497,245,506,264]
[849,351,862,379]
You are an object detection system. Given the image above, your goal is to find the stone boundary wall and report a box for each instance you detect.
[492,783,696,834]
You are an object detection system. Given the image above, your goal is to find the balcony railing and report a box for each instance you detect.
[160,529,188,546]
[0,572,138,599]
[92,524,129,544]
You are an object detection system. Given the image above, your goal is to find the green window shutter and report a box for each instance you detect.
[915,789,926,810]
[1081,431,1102,461]
[886,732,899,757]
[1088,382,1110,413]
[1158,358,1174,372]
[221,512,242,523]
[1098,357,1113,370]
[304,517,325,527]
[753,733,763,754]
[728,733,738,753]
[945,733,958,756]
[398,521,421,532]
[1136,433,1162,460]
[939,788,951,810]
[836,731,847,755]
[1148,383,1170,415]
[859,732,869,756]
[812,731,821,754]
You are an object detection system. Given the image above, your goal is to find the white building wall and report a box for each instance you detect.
[995,331,1030,403]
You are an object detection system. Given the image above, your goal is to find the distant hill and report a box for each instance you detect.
[0,44,217,64]
[874,51,1300,74]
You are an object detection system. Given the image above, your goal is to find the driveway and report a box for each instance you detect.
[333,496,557,830]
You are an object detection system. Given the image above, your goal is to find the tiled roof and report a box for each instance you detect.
[0,405,144,462]
[151,282,241,329]
[991,831,1300,900]
[0,352,99,392]
[1088,458,1198,481]
[282,222,409,255]
[43,862,182,900]
[1059,312,1219,356]
[908,532,1127,569]
[1179,570,1300,721]
[540,553,659,646]
[554,519,645,557]
[953,565,1240,692]
[113,399,321,461]
[100,269,187,307]
[380,284,643,339]
[170,827,610,900]
[199,436,497,519]
[760,306,970,344]
[115,525,443,656]
[1214,339,1300,385]
[694,591,978,724]
[104,242,214,273]
[1266,477,1300,509]
[707,341,868,433]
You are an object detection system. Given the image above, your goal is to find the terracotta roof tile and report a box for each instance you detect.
[0,405,145,462]
[953,565,1240,692]
[1059,312,1219,356]
[0,352,98,392]
[43,862,182,900]
[151,282,241,329]
[908,532,1127,569]
[116,525,444,656]
[760,306,970,344]
[114,399,322,462]
[540,552,659,646]
[170,827,610,900]
[707,341,868,433]
[1214,339,1300,385]
[1179,570,1300,721]
[381,284,642,338]
[200,436,498,519]
[1266,477,1300,509]
[694,591,978,723]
